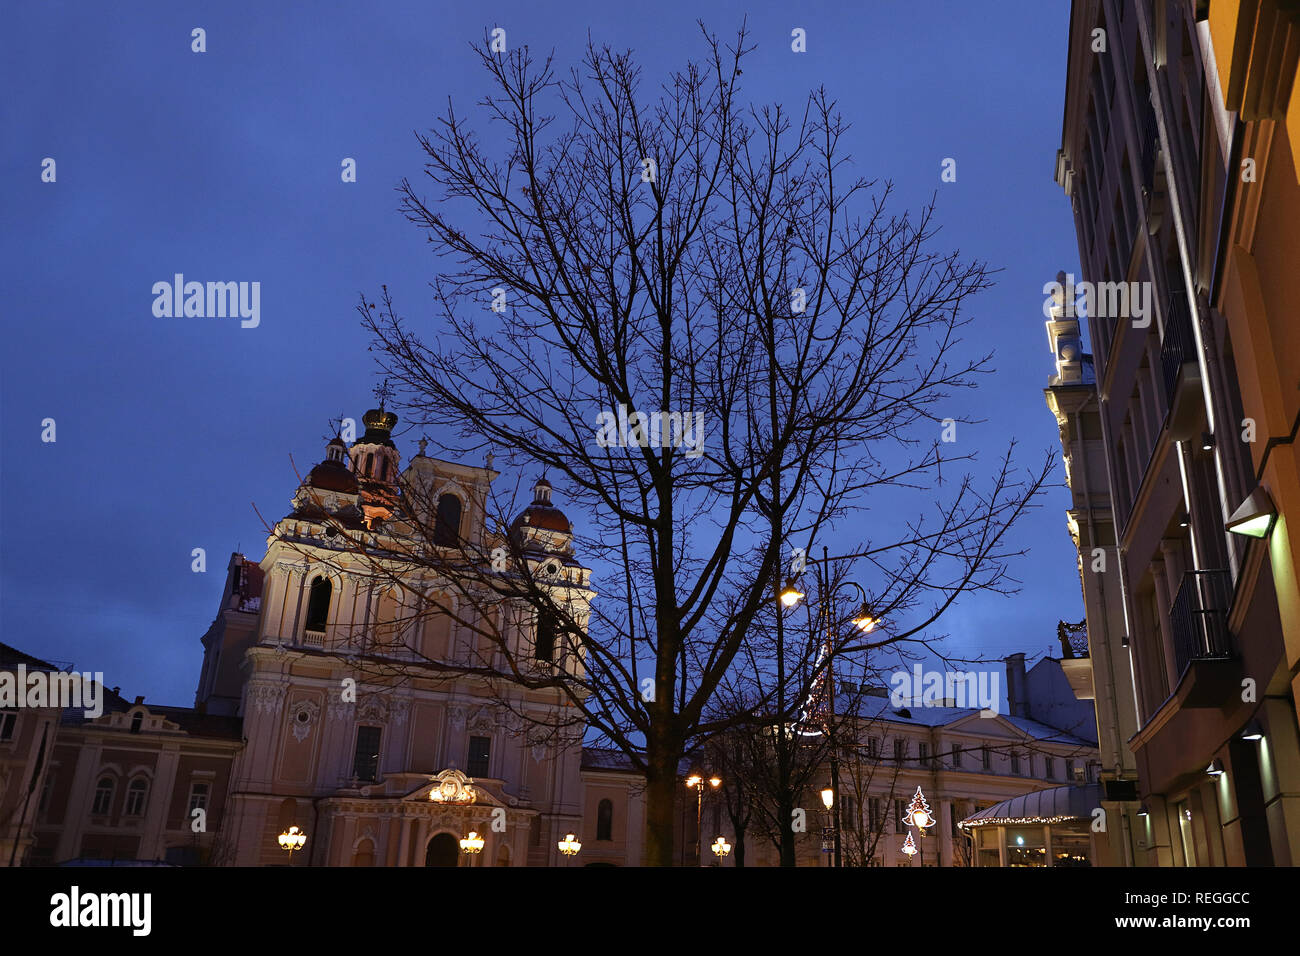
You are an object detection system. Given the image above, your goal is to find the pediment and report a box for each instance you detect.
[400,768,513,808]
[944,711,1024,738]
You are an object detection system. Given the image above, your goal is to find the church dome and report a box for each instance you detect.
[306,458,358,494]
[511,477,571,534]
[357,408,398,448]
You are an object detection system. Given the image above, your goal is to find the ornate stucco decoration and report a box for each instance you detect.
[247,682,286,715]
[288,698,321,742]
[427,768,477,805]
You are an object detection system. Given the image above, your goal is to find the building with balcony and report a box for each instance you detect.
[1052,0,1300,865]
[1203,0,1300,851]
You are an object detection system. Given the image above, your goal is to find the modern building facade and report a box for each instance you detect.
[1052,0,1300,865]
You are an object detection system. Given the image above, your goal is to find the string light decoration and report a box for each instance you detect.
[900,832,917,857]
[958,814,1082,829]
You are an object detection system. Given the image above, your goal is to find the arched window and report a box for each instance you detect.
[352,839,376,867]
[535,611,555,662]
[130,711,144,733]
[597,798,613,841]
[379,457,388,480]
[433,493,462,546]
[305,576,331,633]
[91,777,115,815]
[125,778,149,816]
[365,452,374,475]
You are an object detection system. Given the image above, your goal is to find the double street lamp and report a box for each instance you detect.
[685,773,721,867]
[780,546,882,868]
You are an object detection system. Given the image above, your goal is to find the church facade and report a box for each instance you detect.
[192,405,643,867]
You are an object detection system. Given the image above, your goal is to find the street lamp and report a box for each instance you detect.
[685,773,722,867]
[902,786,935,866]
[711,836,732,861]
[779,583,805,608]
[557,833,582,857]
[277,826,306,864]
[459,831,485,854]
[788,548,884,868]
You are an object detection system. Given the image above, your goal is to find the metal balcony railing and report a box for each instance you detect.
[1170,569,1233,678]
[1160,291,1197,403]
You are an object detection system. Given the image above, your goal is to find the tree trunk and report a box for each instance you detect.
[779,796,798,866]
[643,738,680,867]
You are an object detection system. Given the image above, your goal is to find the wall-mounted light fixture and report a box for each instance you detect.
[1226,487,1278,538]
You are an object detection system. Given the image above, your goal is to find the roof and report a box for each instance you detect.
[845,695,1095,746]
[581,747,640,773]
[960,783,1104,828]
[0,641,64,671]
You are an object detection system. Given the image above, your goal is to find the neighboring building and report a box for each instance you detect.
[0,643,62,867]
[1044,283,1149,866]
[1053,0,1300,865]
[731,656,1102,868]
[31,698,241,866]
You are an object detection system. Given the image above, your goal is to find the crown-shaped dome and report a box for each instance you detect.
[357,408,398,448]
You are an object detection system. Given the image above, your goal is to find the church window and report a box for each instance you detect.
[535,611,555,662]
[434,493,462,546]
[597,799,613,841]
[305,577,331,633]
[467,735,491,777]
[353,725,381,781]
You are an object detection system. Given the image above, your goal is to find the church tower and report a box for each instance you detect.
[348,407,401,526]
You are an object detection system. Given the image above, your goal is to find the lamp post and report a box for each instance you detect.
[685,773,721,867]
[277,826,306,865]
[902,786,935,867]
[783,547,880,868]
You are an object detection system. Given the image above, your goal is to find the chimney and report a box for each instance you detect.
[1005,654,1028,718]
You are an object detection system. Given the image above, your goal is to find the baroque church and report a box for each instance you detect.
[3,406,648,867]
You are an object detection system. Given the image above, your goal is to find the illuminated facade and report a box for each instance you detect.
[1053,0,1300,865]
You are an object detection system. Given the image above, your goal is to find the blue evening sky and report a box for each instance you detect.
[1,1,1083,706]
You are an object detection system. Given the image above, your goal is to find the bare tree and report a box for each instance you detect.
[319,22,1055,865]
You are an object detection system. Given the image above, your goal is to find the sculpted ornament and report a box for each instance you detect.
[288,699,321,742]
